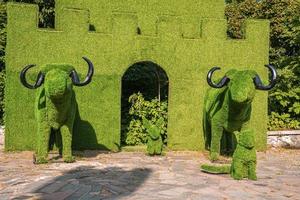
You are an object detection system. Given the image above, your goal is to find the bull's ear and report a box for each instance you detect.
[225,69,237,79]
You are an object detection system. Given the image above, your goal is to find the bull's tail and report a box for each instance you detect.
[201,164,231,174]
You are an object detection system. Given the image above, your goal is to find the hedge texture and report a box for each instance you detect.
[5,0,270,151]
[33,64,77,163]
[201,129,257,180]
[143,117,164,155]
[204,69,259,161]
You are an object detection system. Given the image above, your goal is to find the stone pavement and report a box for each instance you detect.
[0,142,300,199]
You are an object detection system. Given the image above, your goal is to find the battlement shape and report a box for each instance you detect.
[7,2,268,41]
[5,0,270,152]
[55,0,225,34]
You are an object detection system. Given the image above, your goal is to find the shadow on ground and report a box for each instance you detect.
[14,166,152,200]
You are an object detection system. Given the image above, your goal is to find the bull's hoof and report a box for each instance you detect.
[209,152,219,161]
[63,156,75,163]
[34,157,48,164]
[248,174,257,181]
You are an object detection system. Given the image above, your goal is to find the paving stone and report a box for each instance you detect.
[0,144,300,200]
[158,187,193,197]
[39,180,70,193]
[40,191,75,200]
[65,185,91,200]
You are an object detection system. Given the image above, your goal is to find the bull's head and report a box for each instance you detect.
[206,65,277,103]
[20,57,94,100]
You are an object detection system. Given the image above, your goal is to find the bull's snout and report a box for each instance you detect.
[229,79,256,104]
[45,70,69,100]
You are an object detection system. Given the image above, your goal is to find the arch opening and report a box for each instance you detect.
[121,61,169,147]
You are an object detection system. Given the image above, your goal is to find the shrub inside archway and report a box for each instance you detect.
[121,62,168,146]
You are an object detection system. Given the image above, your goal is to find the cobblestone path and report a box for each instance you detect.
[0,140,299,199]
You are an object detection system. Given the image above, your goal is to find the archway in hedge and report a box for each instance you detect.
[121,61,169,146]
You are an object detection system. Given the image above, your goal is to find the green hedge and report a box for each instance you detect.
[5,0,270,151]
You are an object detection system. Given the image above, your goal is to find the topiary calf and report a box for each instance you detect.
[142,117,164,155]
[203,65,277,161]
[20,57,94,164]
[201,129,257,180]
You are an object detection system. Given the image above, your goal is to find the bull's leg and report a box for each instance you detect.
[226,131,237,155]
[60,125,75,163]
[35,122,51,164]
[210,122,223,161]
[54,129,62,156]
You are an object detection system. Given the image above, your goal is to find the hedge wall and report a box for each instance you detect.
[5,0,270,151]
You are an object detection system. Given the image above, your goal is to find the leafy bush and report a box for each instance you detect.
[122,93,168,146]
[225,0,300,130]
[268,112,300,130]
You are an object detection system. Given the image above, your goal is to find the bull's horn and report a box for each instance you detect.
[253,64,277,91]
[207,67,230,88]
[20,64,44,89]
[70,57,94,86]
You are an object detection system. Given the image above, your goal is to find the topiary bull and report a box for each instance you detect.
[20,57,94,164]
[203,65,277,161]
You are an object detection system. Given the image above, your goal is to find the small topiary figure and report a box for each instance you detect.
[201,129,257,180]
[203,65,277,161]
[142,117,164,155]
[19,57,94,164]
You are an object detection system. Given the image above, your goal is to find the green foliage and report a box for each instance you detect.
[268,112,300,130]
[204,69,260,161]
[5,0,55,28]
[143,117,164,155]
[5,1,270,151]
[1,0,55,63]
[201,129,257,180]
[123,93,168,146]
[30,64,77,163]
[231,129,257,180]
[225,0,300,130]
[121,62,169,147]
[201,164,231,174]
[0,0,55,126]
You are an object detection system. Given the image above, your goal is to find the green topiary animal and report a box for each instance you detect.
[142,117,164,155]
[203,65,277,161]
[201,129,257,180]
[19,57,94,164]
